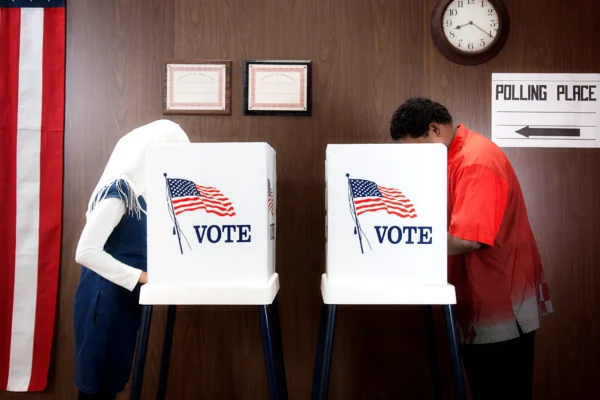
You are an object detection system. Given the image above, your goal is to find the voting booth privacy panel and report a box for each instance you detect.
[130,142,288,400]
[312,144,464,400]
[141,142,278,305]
[323,143,456,304]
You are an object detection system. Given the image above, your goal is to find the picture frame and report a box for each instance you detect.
[242,60,312,116]
[163,59,231,115]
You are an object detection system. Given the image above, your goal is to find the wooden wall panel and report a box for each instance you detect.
[1,0,599,399]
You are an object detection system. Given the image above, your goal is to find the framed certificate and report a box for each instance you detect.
[163,60,231,115]
[243,60,312,116]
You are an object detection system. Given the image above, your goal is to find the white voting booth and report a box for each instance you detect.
[312,143,465,400]
[323,143,455,304]
[130,142,288,400]
[140,142,279,305]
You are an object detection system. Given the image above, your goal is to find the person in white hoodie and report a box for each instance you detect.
[72,120,190,400]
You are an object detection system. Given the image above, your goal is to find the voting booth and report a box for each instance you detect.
[142,141,278,304]
[130,143,287,400]
[312,144,465,400]
[323,143,455,303]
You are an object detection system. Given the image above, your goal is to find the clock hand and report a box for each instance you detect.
[454,22,470,30]
[471,22,494,38]
[454,21,480,31]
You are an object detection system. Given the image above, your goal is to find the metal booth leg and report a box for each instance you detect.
[444,304,467,400]
[130,304,153,400]
[311,304,338,400]
[269,296,289,399]
[259,295,289,400]
[156,305,177,400]
[425,305,443,400]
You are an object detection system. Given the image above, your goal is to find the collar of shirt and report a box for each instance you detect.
[448,124,469,166]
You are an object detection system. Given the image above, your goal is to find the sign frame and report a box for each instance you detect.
[491,73,600,148]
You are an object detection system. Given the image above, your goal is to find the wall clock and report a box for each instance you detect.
[430,0,510,66]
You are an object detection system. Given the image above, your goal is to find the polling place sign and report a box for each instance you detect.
[491,73,600,148]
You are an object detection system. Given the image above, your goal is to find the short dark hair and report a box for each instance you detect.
[389,97,453,140]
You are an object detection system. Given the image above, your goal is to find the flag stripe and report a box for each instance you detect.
[356,197,414,212]
[196,185,223,193]
[354,197,414,209]
[378,189,404,196]
[356,203,416,215]
[173,196,233,208]
[8,7,45,391]
[176,205,236,217]
[29,7,64,391]
[378,186,405,194]
[268,181,274,214]
[355,200,417,217]
[173,198,235,213]
[0,7,21,391]
[381,194,412,203]
[357,206,417,219]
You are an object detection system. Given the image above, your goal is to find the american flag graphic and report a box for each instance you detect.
[268,179,274,215]
[166,177,236,217]
[348,178,417,219]
[1,0,65,392]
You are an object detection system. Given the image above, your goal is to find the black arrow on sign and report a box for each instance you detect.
[515,126,581,138]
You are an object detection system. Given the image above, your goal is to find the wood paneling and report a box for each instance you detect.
[1,0,599,398]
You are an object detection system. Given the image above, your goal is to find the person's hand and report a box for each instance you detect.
[138,271,148,284]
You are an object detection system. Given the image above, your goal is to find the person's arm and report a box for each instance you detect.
[447,232,481,255]
[75,198,147,291]
[448,164,509,255]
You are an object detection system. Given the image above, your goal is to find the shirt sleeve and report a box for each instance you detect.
[75,197,143,291]
[449,164,509,247]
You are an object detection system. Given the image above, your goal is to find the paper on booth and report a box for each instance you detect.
[326,143,448,286]
[145,142,276,286]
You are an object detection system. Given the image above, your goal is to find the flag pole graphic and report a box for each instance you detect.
[347,173,364,254]
[164,173,184,254]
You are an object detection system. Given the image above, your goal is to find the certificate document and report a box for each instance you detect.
[165,63,228,112]
[247,64,308,112]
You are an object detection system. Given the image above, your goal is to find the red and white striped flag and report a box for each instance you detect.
[0,0,65,392]
[166,177,237,217]
[268,179,274,215]
[349,178,418,219]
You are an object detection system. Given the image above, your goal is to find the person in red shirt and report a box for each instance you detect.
[389,98,553,399]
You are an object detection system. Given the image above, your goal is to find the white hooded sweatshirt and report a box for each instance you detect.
[75,119,190,291]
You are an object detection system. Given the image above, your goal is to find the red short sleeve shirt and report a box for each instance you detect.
[447,125,553,344]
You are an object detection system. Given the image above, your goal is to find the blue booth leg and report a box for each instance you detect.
[156,304,177,400]
[425,305,443,400]
[130,304,153,400]
[259,295,289,399]
[269,296,289,399]
[311,304,338,400]
[444,304,467,400]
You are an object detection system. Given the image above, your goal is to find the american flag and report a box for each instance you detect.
[349,178,417,219]
[166,177,236,217]
[268,179,274,215]
[0,0,65,392]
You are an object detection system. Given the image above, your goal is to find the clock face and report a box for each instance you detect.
[442,0,499,53]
